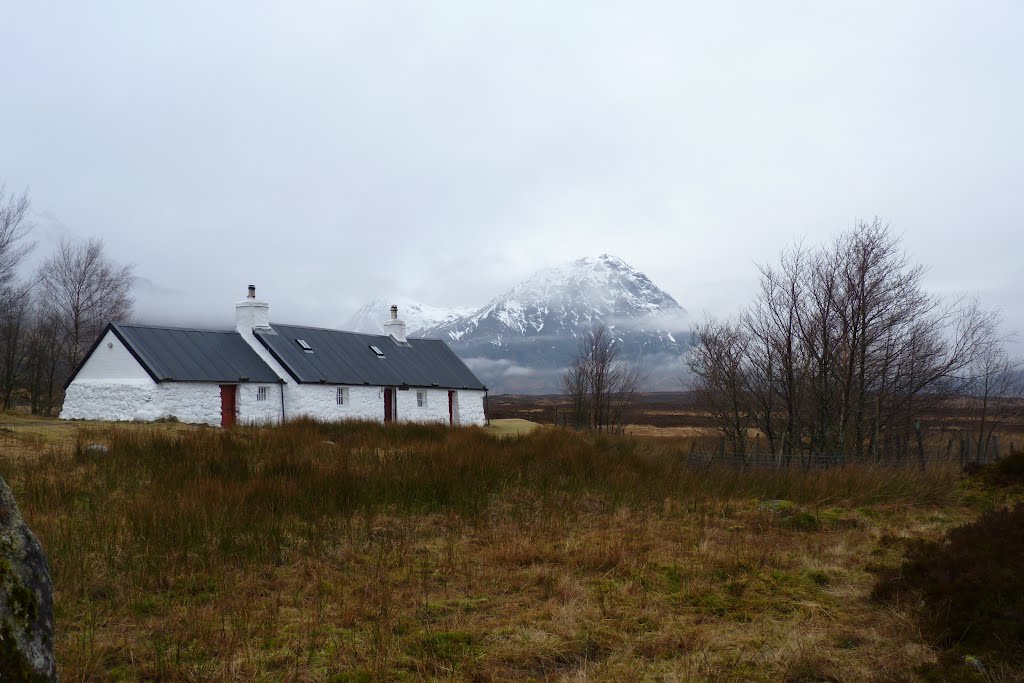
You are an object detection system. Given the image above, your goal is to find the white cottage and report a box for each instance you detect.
[60,287,488,427]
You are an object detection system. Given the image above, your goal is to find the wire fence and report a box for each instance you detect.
[683,437,1013,470]
[684,451,847,469]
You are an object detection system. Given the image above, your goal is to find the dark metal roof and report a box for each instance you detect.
[255,324,486,390]
[106,323,282,384]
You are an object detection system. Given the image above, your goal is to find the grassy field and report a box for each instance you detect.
[0,417,1015,681]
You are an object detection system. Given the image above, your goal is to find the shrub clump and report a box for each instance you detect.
[967,449,1024,487]
[983,454,1024,485]
[758,500,820,531]
[872,503,1024,666]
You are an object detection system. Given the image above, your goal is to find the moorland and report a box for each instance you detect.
[1,405,1021,682]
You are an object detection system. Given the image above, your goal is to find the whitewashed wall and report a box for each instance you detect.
[155,383,221,425]
[237,383,283,425]
[283,385,485,426]
[395,388,449,424]
[60,380,157,421]
[456,390,487,426]
[61,379,486,427]
[285,385,384,422]
[60,380,221,425]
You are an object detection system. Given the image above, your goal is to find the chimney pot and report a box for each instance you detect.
[384,305,407,342]
[247,285,256,299]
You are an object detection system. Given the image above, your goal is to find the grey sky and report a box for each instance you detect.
[2,1,1022,337]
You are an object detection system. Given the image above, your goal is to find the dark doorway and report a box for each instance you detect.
[220,385,237,427]
[383,387,396,423]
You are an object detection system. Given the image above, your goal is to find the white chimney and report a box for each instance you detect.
[383,304,407,343]
[235,284,270,332]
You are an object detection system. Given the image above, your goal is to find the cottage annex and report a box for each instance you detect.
[60,287,487,426]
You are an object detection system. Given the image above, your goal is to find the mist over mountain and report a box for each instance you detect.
[343,297,475,336]
[345,255,691,393]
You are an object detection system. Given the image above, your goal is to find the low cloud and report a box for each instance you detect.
[606,309,691,334]
[463,357,541,379]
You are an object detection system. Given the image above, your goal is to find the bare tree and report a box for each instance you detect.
[688,220,1004,461]
[561,324,646,432]
[687,317,751,454]
[0,284,33,409]
[958,318,1023,462]
[24,304,66,415]
[37,237,135,372]
[560,353,591,430]
[0,185,36,412]
[0,185,35,290]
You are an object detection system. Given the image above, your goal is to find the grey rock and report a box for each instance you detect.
[84,444,108,455]
[0,475,57,681]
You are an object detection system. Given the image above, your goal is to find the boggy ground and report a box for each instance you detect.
[0,418,1009,681]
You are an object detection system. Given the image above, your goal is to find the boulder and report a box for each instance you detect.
[0,476,57,681]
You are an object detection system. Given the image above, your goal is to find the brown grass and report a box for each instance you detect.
[0,418,996,681]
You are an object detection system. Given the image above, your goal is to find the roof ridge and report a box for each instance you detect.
[267,322,441,343]
[116,322,236,334]
[267,322,390,338]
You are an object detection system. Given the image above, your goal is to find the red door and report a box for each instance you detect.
[220,385,237,427]
[383,388,394,423]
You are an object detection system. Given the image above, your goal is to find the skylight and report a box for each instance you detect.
[297,339,314,353]
[370,345,385,357]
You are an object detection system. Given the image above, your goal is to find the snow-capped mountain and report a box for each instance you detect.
[428,254,684,344]
[343,255,689,392]
[343,297,475,336]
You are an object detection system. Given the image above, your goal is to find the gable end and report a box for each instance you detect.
[65,324,162,389]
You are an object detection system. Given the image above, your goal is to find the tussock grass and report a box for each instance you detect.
[0,419,982,681]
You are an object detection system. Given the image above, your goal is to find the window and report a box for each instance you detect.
[297,339,313,353]
[336,387,347,406]
[417,390,426,408]
[257,386,267,402]
[369,345,385,357]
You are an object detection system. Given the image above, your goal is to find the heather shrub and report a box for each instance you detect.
[964,449,1024,489]
[873,503,1024,665]
[990,449,1024,484]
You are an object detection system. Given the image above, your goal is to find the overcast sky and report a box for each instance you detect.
[2,1,1022,337]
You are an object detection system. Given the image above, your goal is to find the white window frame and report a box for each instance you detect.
[257,386,267,402]
[336,387,348,406]
[416,390,426,408]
